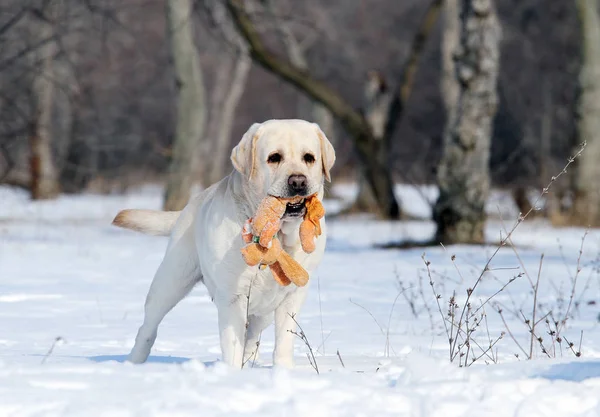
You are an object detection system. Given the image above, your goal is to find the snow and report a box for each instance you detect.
[1,183,600,416]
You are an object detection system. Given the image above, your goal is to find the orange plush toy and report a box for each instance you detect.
[240,196,308,287]
[240,194,325,287]
[299,195,325,253]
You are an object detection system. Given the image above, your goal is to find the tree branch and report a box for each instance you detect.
[0,5,29,38]
[384,0,443,141]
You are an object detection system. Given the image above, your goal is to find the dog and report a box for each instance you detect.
[112,119,335,368]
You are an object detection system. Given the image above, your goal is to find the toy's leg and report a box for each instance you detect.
[277,252,309,287]
[269,262,292,286]
[299,221,317,253]
[242,314,273,366]
[273,286,309,368]
[129,230,200,364]
[216,294,247,369]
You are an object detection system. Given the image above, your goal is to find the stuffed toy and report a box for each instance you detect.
[240,194,325,287]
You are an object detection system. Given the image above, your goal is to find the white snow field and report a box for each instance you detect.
[1,183,600,416]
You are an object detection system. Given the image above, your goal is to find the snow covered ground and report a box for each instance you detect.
[1,183,600,416]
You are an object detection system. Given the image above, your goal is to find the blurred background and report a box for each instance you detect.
[0,0,597,243]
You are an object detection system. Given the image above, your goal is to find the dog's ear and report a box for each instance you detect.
[314,124,336,182]
[231,123,262,178]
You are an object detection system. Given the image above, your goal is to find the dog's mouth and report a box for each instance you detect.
[283,197,306,218]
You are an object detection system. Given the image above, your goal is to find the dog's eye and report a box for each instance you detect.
[268,153,282,164]
[303,153,315,164]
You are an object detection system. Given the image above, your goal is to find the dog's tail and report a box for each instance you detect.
[112,209,181,236]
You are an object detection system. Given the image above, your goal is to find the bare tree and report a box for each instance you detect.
[433,0,501,244]
[226,0,443,219]
[29,0,61,200]
[163,0,207,210]
[0,0,580,199]
[570,0,600,226]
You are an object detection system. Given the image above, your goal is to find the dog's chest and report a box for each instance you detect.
[244,267,296,316]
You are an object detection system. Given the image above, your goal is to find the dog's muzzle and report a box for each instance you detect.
[284,199,306,218]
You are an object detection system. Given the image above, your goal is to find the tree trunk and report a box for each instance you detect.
[30,1,61,200]
[512,187,533,215]
[310,102,336,144]
[53,56,74,177]
[202,53,231,184]
[353,130,400,218]
[352,144,385,213]
[353,72,392,213]
[441,0,460,117]
[164,0,206,211]
[433,0,501,244]
[539,77,553,191]
[209,51,251,185]
[571,0,600,226]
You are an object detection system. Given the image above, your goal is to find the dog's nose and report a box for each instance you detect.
[288,174,308,194]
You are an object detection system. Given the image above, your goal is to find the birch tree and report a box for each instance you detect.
[205,1,251,185]
[571,0,600,226]
[29,0,61,200]
[433,0,501,244]
[441,0,460,120]
[163,0,207,210]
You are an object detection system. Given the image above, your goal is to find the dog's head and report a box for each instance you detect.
[231,119,335,218]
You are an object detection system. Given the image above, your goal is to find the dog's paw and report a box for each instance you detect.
[242,351,262,368]
[272,355,294,369]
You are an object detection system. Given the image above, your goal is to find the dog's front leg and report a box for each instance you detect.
[273,286,308,368]
[216,294,247,369]
[242,314,272,367]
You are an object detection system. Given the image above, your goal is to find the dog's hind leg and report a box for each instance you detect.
[128,227,200,364]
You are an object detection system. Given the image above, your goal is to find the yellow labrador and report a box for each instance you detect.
[113,119,335,368]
